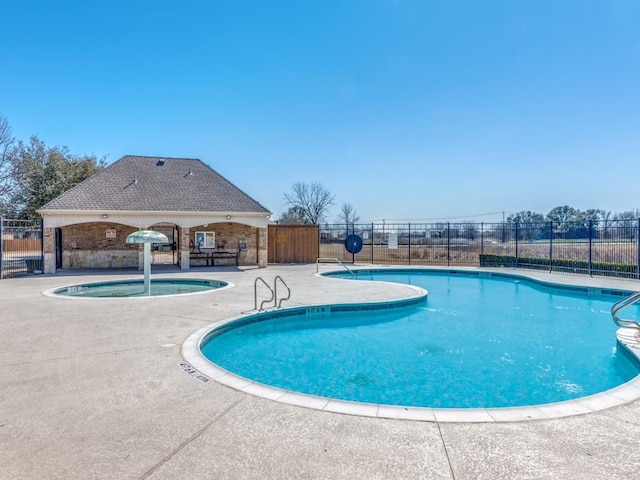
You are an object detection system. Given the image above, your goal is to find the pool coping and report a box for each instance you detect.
[41,277,235,299]
[181,267,640,423]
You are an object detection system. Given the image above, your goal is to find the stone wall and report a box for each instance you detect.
[53,221,268,270]
[257,226,268,267]
[43,227,56,274]
[63,249,139,269]
[61,223,139,269]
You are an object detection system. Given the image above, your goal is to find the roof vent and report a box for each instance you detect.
[124,177,139,189]
[156,160,165,166]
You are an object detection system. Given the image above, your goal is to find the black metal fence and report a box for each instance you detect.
[320,219,640,279]
[2,217,639,280]
[0,217,44,278]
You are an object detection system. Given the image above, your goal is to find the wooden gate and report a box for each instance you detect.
[268,225,319,263]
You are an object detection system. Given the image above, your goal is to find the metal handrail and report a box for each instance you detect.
[316,257,356,276]
[274,275,291,308]
[254,276,274,311]
[611,291,640,331]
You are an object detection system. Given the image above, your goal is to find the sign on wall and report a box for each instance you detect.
[388,233,398,249]
[195,231,215,248]
[106,229,116,238]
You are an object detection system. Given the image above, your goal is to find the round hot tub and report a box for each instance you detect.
[48,278,229,298]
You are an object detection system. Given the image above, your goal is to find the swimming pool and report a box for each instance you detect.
[49,278,229,298]
[190,269,640,419]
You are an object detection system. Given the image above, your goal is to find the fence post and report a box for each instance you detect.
[371,223,374,264]
[549,221,553,273]
[588,220,593,276]
[480,222,484,266]
[0,216,3,279]
[408,222,411,266]
[40,218,44,275]
[447,222,450,267]
[350,223,355,264]
[637,218,640,280]
[515,222,519,269]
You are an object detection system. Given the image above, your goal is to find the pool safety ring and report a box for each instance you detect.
[344,234,363,254]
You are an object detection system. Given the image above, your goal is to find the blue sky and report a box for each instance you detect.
[2,1,639,222]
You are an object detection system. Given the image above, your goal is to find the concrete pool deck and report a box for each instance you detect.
[2,264,640,479]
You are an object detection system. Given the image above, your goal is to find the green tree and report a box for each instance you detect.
[546,205,577,226]
[507,210,545,224]
[7,135,106,219]
[278,206,307,224]
[507,210,545,240]
[284,182,335,225]
[583,209,605,222]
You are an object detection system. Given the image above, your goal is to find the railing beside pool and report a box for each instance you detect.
[316,257,356,276]
[612,291,640,332]
[274,275,290,308]
[254,277,274,311]
[254,275,291,311]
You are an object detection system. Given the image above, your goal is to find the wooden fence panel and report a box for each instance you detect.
[268,225,319,263]
[3,238,41,252]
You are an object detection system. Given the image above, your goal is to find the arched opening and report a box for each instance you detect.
[149,222,179,265]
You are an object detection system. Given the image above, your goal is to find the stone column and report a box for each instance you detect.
[257,227,268,268]
[43,227,56,274]
[180,227,190,270]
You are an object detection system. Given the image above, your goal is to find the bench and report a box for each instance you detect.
[190,245,239,267]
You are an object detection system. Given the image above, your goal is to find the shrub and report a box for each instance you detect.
[479,254,637,278]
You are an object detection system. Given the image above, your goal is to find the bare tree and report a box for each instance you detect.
[337,203,360,226]
[460,221,478,240]
[284,182,335,224]
[0,114,15,198]
[599,210,613,239]
[614,210,637,239]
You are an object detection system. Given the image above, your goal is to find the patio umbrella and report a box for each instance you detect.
[125,230,169,295]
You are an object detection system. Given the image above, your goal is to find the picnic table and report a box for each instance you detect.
[189,243,239,267]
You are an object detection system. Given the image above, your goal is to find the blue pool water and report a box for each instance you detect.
[53,278,227,297]
[201,271,640,408]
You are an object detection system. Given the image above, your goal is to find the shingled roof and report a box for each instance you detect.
[40,155,271,214]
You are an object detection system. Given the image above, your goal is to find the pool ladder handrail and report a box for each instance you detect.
[611,290,640,332]
[274,275,290,308]
[254,276,291,311]
[316,257,356,276]
[254,277,274,311]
